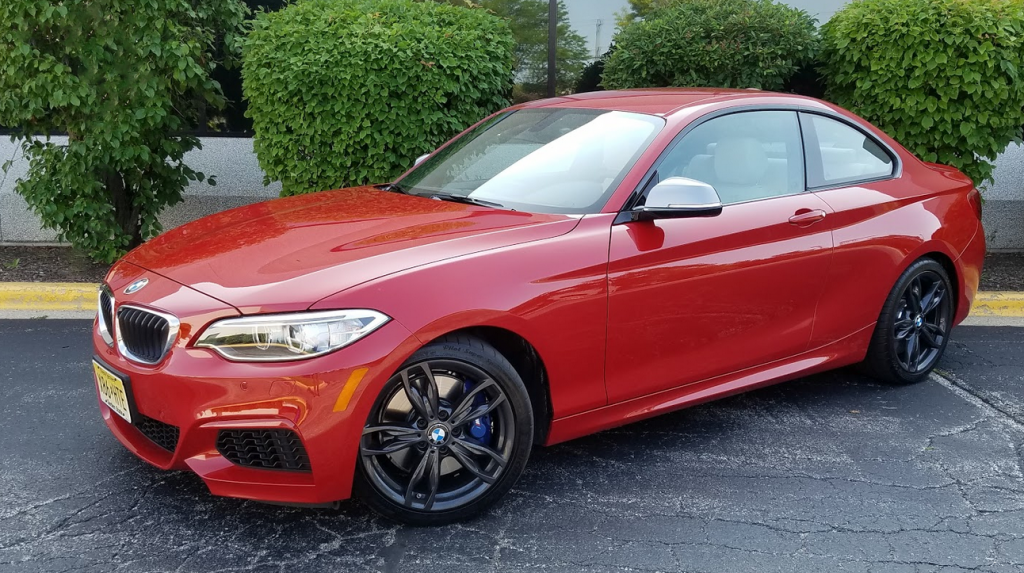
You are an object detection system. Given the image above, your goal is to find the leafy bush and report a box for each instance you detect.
[0,0,247,262]
[243,0,515,196]
[821,0,1024,185]
[602,0,818,91]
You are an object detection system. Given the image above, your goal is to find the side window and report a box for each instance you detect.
[655,111,804,205]
[801,113,895,188]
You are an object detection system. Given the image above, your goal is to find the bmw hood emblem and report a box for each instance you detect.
[124,278,149,295]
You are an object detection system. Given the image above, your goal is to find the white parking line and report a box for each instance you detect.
[930,372,1024,432]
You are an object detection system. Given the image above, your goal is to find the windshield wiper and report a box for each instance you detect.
[380,185,506,209]
[428,193,505,209]
[377,182,409,194]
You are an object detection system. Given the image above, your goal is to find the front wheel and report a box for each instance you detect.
[862,258,955,384]
[355,335,534,525]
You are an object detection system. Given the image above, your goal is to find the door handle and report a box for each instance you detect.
[789,209,827,227]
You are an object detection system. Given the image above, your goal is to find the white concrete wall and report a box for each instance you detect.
[981,144,1024,251]
[0,137,280,243]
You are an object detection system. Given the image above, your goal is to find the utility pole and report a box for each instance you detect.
[547,0,557,98]
[595,19,603,60]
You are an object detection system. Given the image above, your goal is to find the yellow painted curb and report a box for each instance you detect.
[0,282,99,311]
[970,292,1024,318]
[1,281,1023,317]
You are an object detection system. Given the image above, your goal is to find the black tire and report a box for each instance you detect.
[862,258,955,384]
[354,334,533,525]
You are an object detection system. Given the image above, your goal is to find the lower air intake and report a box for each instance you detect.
[216,429,312,472]
[135,414,180,452]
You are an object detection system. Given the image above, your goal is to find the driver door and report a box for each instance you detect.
[605,110,834,403]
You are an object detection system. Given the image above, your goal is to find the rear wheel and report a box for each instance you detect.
[863,258,954,384]
[355,335,533,525]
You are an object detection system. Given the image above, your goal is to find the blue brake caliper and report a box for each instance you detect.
[462,380,491,445]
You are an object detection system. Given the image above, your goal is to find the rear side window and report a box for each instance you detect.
[801,113,895,188]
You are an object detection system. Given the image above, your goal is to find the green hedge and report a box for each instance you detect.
[822,0,1024,185]
[0,0,246,262]
[602,0,818,91]
[243,0,514,196]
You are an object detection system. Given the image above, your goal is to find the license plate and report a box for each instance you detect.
[93,361,132,423]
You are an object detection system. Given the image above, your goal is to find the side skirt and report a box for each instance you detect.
[545,324,875,446]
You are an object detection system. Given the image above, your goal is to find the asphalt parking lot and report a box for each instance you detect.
[2,320,1023,573]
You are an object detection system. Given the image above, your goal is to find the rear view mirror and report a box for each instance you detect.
[632,177,723,221]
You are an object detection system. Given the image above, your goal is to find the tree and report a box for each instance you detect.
[0,0,247,262]
[614,0,673,29]
[432,0,589,95]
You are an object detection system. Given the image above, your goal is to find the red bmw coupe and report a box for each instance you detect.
[92,89,985,524]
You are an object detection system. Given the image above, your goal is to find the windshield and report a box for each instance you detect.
[396,108,664,214]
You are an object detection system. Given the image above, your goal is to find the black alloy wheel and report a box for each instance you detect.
[356,335,533,525]
[864,258,954,384]
[892,270,952,373]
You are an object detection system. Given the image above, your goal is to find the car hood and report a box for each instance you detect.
[124,186,579,313]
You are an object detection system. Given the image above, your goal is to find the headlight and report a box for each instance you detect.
[195,309,389,362]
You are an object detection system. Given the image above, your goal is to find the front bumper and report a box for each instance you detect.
[91,268,419,505]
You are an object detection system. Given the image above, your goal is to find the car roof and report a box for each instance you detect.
[519,88,829,117]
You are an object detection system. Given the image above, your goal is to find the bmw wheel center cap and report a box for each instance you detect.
[428,425,448,446]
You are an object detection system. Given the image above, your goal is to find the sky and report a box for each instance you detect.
[563,0,850,60]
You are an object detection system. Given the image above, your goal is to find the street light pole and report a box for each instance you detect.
[547,0,557,98]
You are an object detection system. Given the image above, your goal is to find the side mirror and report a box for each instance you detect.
[414,153,431,166]
[632,177,723,221]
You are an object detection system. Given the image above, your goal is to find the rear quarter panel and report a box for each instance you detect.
[809,159,981,347]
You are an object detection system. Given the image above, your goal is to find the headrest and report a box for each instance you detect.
[714,138,767,186]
